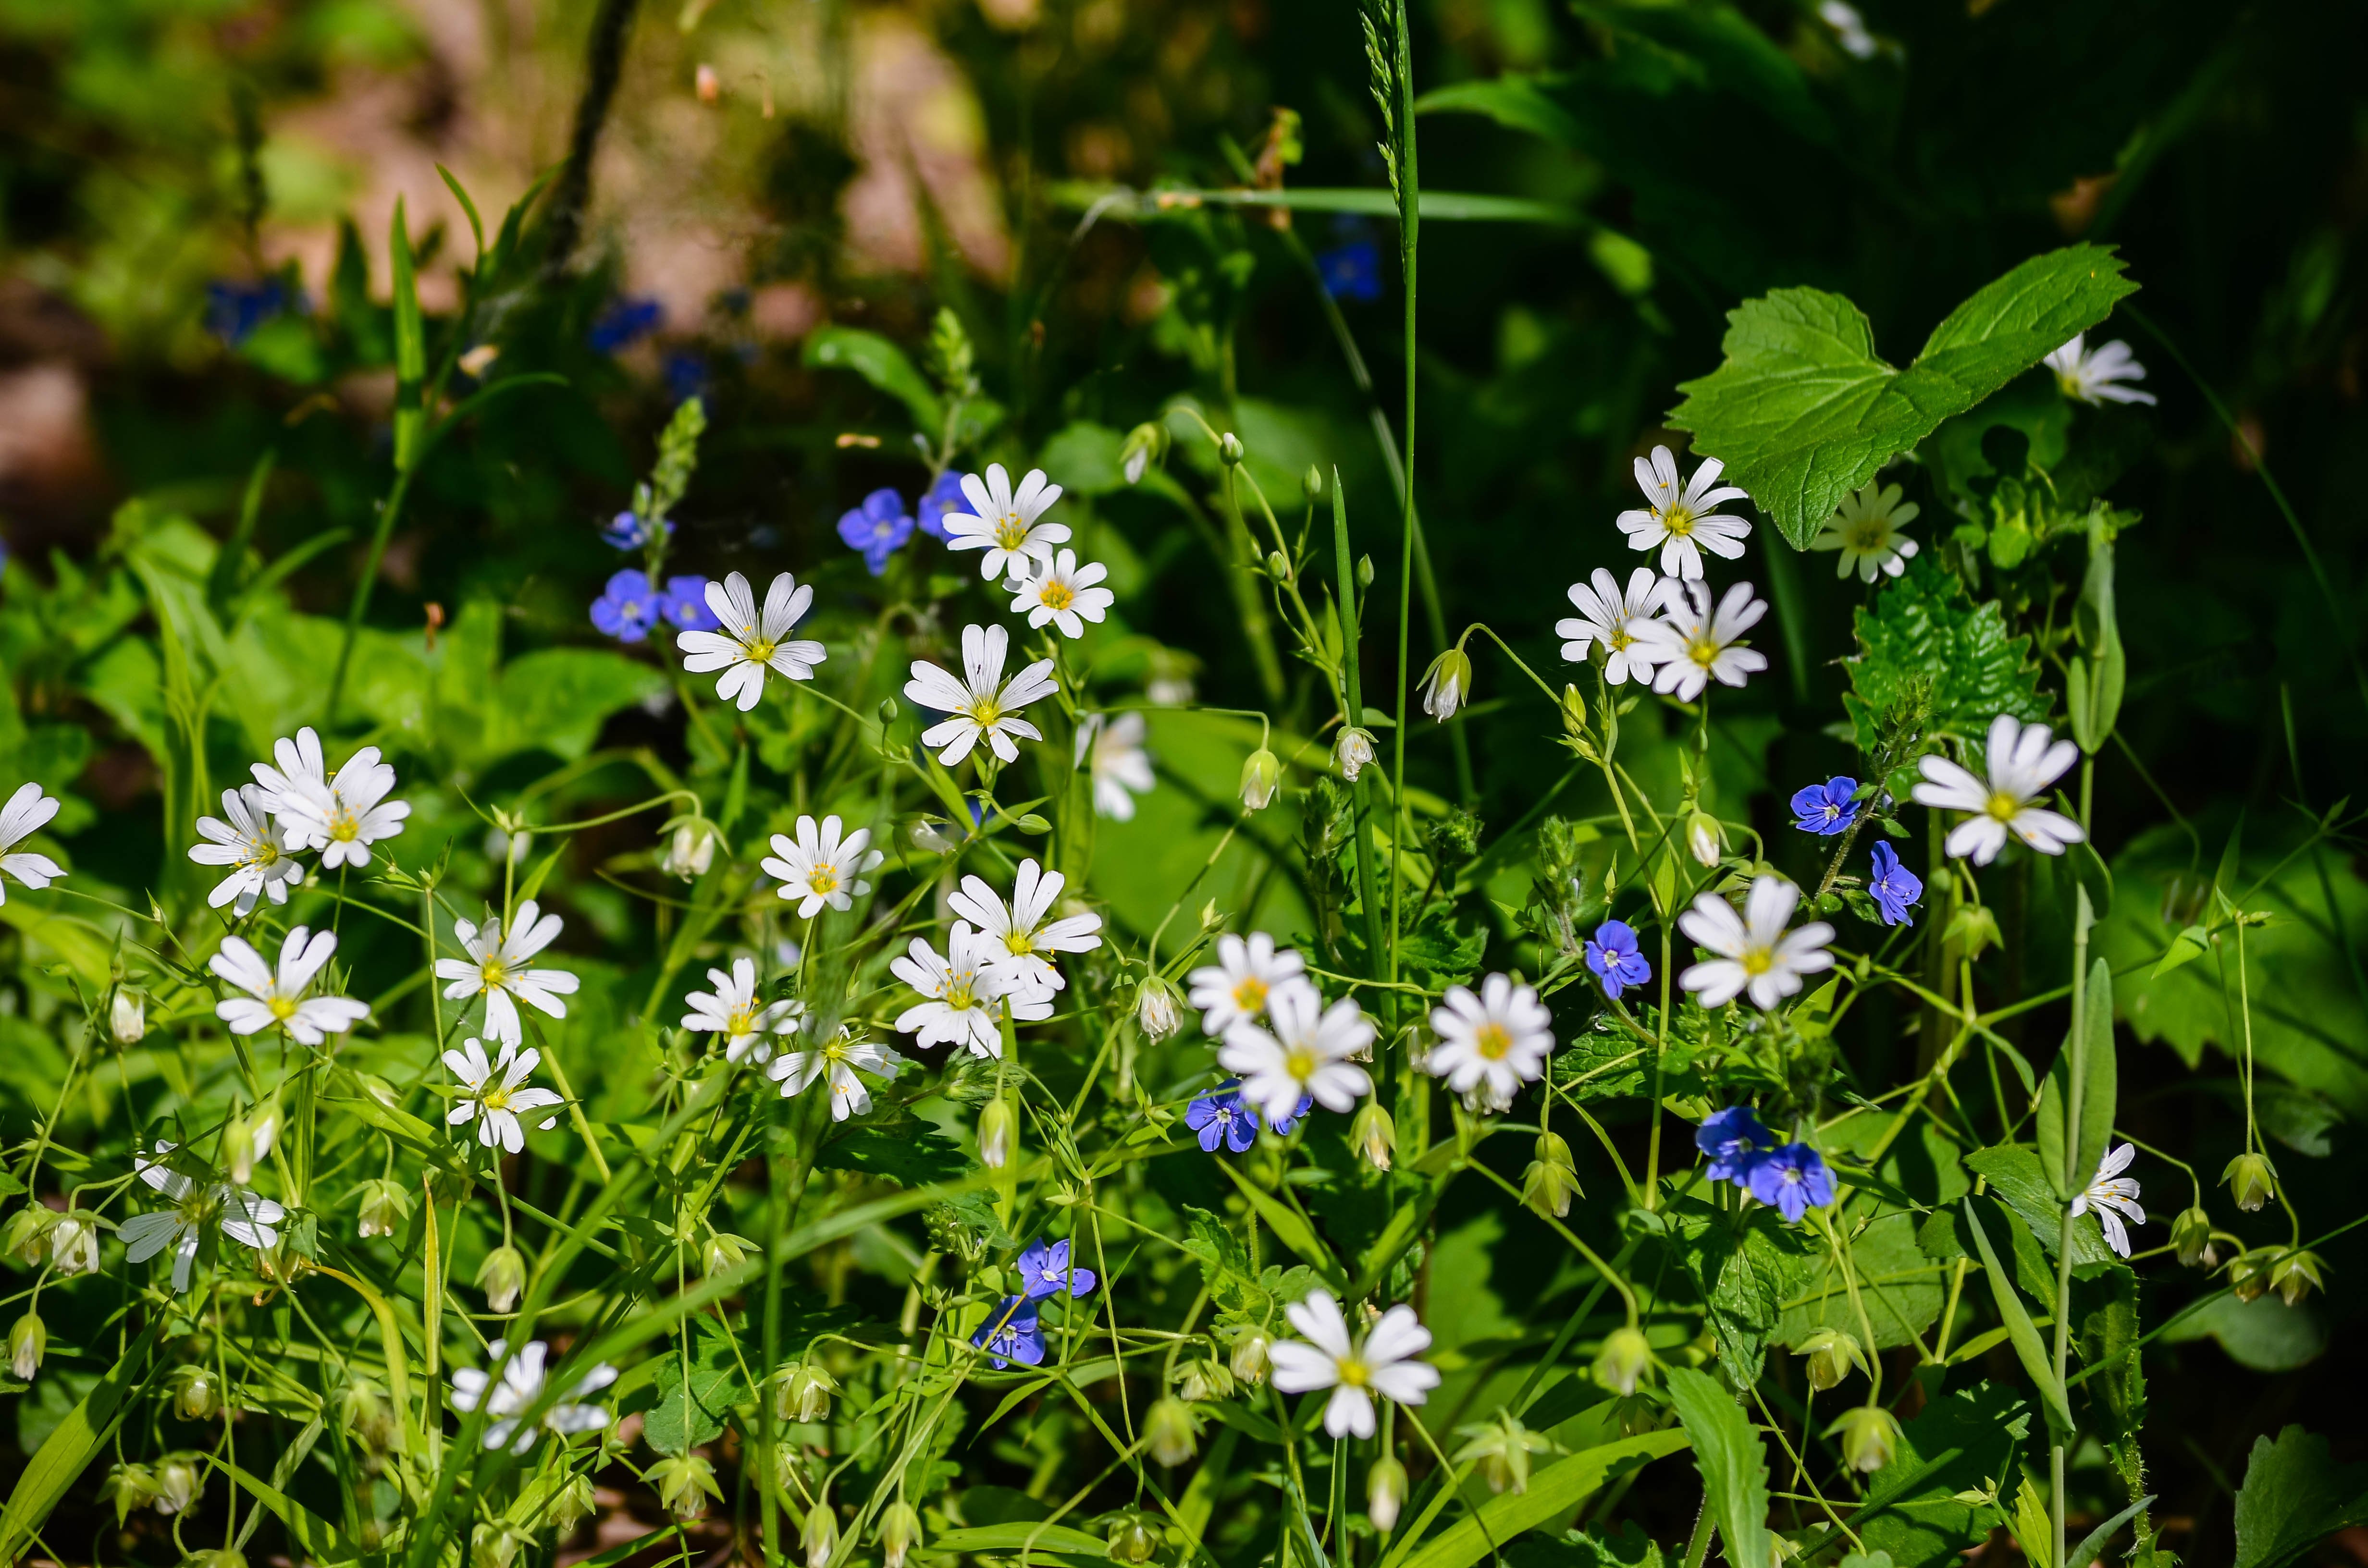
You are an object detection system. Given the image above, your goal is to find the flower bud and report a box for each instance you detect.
[188,1549,247,1568]
[1420,648,1472,722]
[1357,554,1375,589]
[1135,976,1181,1042]
[50,1214,100,1276]
[1218,431,1245,466]
[1303,465,1325,501]
[2222,1151,2278,1212]
[2270,1248,2325,1306]
[777,1360,839,1423]
[551,1472,599,1535]
[652,1454,722,1524]
[475,1244,527,1313]
[1351,1102,1396,1172]
[1685,810,1725,869]
[1593,1326,1651,1396]
[1366,1456,1407,1533]
[878,1501,923,1568]
[1521,1131,1579,1220]
[336,1378,398,1451]
[1176,1356,1233,1404]
[1335,727,1376,783]
[1239,748,1282,810]
[1827,1405,1901,1473]
[1265,550,1291,581]
[1228,1326,1270,1385]
[802,1498,839,1568]
[1121,423,1169,485]
[111,989,147,1044]
[169,1363,220,1421]
[356,1177,413,1240]
[153,1452,203,1515]
[102,1460,159,1524]
[4,1206,56,1265]
[663,822,717,882]
[702,1231,751,1280]
[1145,1396,1201,1467]
[9,1312,44,1381]
[1454,1411,1548,1496]
[473,1521,529,1568]
[1108,1515,1160,1565]
[978,1098,1017,1170]
[1794,1328,1865,1392]
[2171,1205,2215,1268]
[2227,1247,2276,1303]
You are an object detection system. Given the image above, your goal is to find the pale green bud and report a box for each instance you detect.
[169,1362,220,1421]
[50,1214,100,1276]
[1593,1326,1651,1396]
[1366,1456,1407,1532]
[1352,1102,1396,1171]
[802,1499,839,1568]
[1108,1515,1161,1565]
[9,1312,44,1381]
[1827,1405,1901,1473]
[153,1452,203,1516]
[2222,1151,2278,1212]
[1228,1326,1270,1385]
[1795,1328,1866,1393]
[2171,1205,2215,1268]
[1121,423,1169,485]
[111,989,147,1044]
[102,1461,159,1525]
[1521,1131,1579,1219]
[1239,748,1282,810]
[472,1521,530,1568]
[1685,810,1724,869]
[1218,432,1245,466]
[356,1177,413,1240]
[1145,1396,1201,1467]
[878,1500,923,1568]
[650,1454,722,1523]
[701,1231,752,1280]
[978,1098,1017,1170]
[475,1244,527,1313]
[1176,1356,1233,1404]
[551,1473,599,1535]
[2228,1247,2276,1303]
[1421,648,1472,722]
[2270,1248,2326,1307]
[4,1206,56,1265]
[776,1360,839,1424]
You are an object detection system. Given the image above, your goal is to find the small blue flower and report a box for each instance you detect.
[916,471,968,542]
[1746,1142,1836,1223]
[660,575,718,631]
[664,352,709,404]
[1868,841,1923,927]
[971,1295,1044,1368]
[838,488,916,576]
[1585,920,1652,1001]
[1790,777,1861,836]
[589,296,663,354]
[206,280,296,347]
[601,511,671,550]
[1266,1093,1316,1137]
[1317,240,1382,303]
[1696,1106,1773,1186]
[1015,1238,1097,1300]
[1186,1085,1258,1153]
[591,569,662,642]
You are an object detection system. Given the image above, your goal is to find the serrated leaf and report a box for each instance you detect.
[1855,1382,2031,1568]
[815,1125,976,1188]
[1670,1201,1811,1386]
[1842,555,2048,751]
[1664,1367,1772,1568]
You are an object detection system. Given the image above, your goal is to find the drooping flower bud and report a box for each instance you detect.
[978,1099,1017,1170]
[50,1214,100,1276]
[224,1109,259,1185]
[1228,1326,1270,1385]
[1335,727,1376,782]
[1108,1514,1161,1565]
[878,1501,923,1568]
[2222,1151,2278,1212]
[111,989,147,1044]
[336,1378,399,1451]
[1521,1131,1579,1219]
[2171,1205,2215,1268]
[2,1207,54,1265]
[169,1363,220,1421]
[475,1244,527,1313]
[2227,1247,2276,1303]
[652,1454,722,1524]
[1176,1357,1234,1404]
[472,1521,529,1568]
[102,1461,159,1524]
[1593,1326,1652,1396]
[1685,810,1725,869]
[662,822,718,882]
[1827,1405,1901,1473]
[550,1473,599,1535]
[802,1498,839,1568]
[1145,1396,1201,1467]
[1366,1456,1407,1533]
[1421,648,1473,722]
[777,1360,839,1424]
[1136,975,1181,1042]
[1352,1102,1396,1172]
[9,1312,45,1380]
[1454,1410,1550,1495]
[701,1231,751,1280]
[356,1177,413,1240]
[1120,423,1169,485]
[1794,1328,1866,1392]
[1239,748,1282,811]
[2270,1248,2325,1306]
[152,1453,203,1515]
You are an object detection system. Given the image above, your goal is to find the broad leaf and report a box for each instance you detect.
[1777,1213,1945,1352]
[2232,1426,2368,1568]
[1396,1432,1690,1568]
[640,1318,746,1457]
[804,327,944,433]
[1670,1200,1813,1385]
[1856,1382,2032,1568]
[2035,957,2118,1198]
[1663,1367,1771,1568]
[1959,1199,2073,1438]
[817,1125,977,1188]
[1843,554,2048,753]
[1962,1144,2118,1268]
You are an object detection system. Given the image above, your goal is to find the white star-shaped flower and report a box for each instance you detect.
[1556,567,1674,686]
[677,571,827,712]
[890,921,1053,1058]
[1186,931,1307,1036]
[2072,1143,2146,1259]
[947,858,1104,994]
[121,1143,285,1294]
[189,784,305,914]
[682,956,802,1064]
[1220,983,1374,1125]
[435,900,580,1045]
[1076,712,1155,821]
[0,782,65,904]
[1911,714,2086,866]
[2046,334,2156,407]
[904,623,1059,767]
[1424,973,1554,1111]
[761,814,883,918]
[1632,579,1769,701]
[1811,481,1921,583]
[1616,445,1752,580]
[944,464,1068,580]
[443,1037,565,1153]
[1268,1291,1440,1440]
[1677,876,1835,1011]
[771,1029,906,1121]
[451,1339,617,1453]
[1007,549,1114,638]
[210,925,370,1044]
[253,727,409,870]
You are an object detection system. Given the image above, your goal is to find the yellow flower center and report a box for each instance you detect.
[1741,948,1774,976]
[1986,792,2023,823]
[269,994,299,1021]
[481,1084,512,1112]
[1688,637,1720,666]
[481,959,509,990]
[968,697,1005,728]
[1231,976,1268,1013]
[1039,579,1075,611]
[1284,1046,1318,1080]
[946,977,977,1010]
[729,1006,759,1036]
[330,809,361,843]
[1005,931,1036,958]
[1336,1356,1370,1387]
[1607,626,1634,651]
[747,637,778,664]
[254,842,279,867]
[808,863,840,894]
[1474,1022,1513,1061]
[1849,519,1889,551]
[996,514,1029,550]
[1660,503,1695,538]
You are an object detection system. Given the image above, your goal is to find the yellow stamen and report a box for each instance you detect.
[1284,1046,1318,1080]
[1660,503,1696,537]
[1986,792,2023,822]
[1232,976,1268,1013]
[809,863,840,894]
[1337,1357,1370,1387]
[1005,931,1036,957]
[269,994,299,1021]
[1473,1022,1513,1061]
[1039,579,1075,611]
[1742,949,1774,976]
[996,514,1028,549]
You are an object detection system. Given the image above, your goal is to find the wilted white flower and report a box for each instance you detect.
[1420,648,1471,721]
[904,624,1059,767]
[253,726,409,869]
[0,782,65,903]
[1334,727,1376,781]
[110,990,147,1045]
[436,900,580,1046]
[1616,445,1752,580]
[681,957,802,1064]
[2073,1142,2146,1259]
[762,814,883,917]
[677,571,827,712]
[210,926,370,1044]
[1187,931,1308,1035]
[661,822,717,881]
[1269,1291,1439,1440]
[891,922,1053,1057]
[1076,711,1155,820]
[189,784,305,914]
[948,858,1104,993]
[1911,714,2086,866]
[122,1144,285,1293]
[50,1215,100,1276]
[943,464,1069,580]
[1677,876,1835,1011]
[1007,549,1115,638]
[1556,567,1674,686]
[444,1037,565,1153]
[1135,975,1181,1041]
[1424,973,1554,1110]
[1811,481,1921,582]
[450,1339,617,1453]
[771,1029,906,1120]
[1632,579,1769,701]
[1220,983,1375,1125]
[2046,334,2157,407]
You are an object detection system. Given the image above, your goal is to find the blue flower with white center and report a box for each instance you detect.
[601,511,671,550]
[1696,1106,1773,1185]
[971,1295,1044,1368]
[1584,920,1652,1001]
[915,471,968,542]
[1868,840,1923,926]
[1790,776,1860,836]
[590,570,662,642]
[1267,1092,1316,1136]
[1186,1084,1257,1153]
[838,489,916,576]
[1014,1237,1097,1300]
[589,296,662,354]
[1746,1142,1836,1223]
[660,575,719,631]
[1317,240,1382,302]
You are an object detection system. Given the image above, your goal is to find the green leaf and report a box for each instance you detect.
[1667,246,2137,546]
[640,1318,745,1457]
[1663,1367,1771,1568]
[1856,1382,2032,1568]
[1669,1200,1812,1385]
[1038,422,1128,497]
[489,648,667,763]
[1777,1213,1945,1353]
[933,1522,1111,1556]
[816,1125,977,1188]
[1842,554,2048,752]
[2067,526,2125,752]
[1958,1198,2073,1438]
[1961,1145,2117,1268]
[1214,1159,1345,1288]
[2232,1426,2368,1568]
[1394,1432,1690,1568]
[804,327,944,433]
[0,1320,162,1561]
[2035,957,2118,1199]
[2062,1494,2154,1568]
[2159,1292,2327,1372]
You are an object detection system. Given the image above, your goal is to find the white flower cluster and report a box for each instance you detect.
[891,858,1103,1058]
[187,726,410,914]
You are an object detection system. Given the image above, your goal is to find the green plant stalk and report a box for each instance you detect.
[2049,904,2093,1568]
[1333,472,1387,973]
[1386,0,1418,995]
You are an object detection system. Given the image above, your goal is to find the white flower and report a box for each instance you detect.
[0,782,65,903]
[188,784,305,914]
[210,926,370,1044]
[2046,334,2157,407]
[677,571,827,712]
[1677,876,1835,1011]
[1007,549,1114,638]
[1335,727,1376,781]
[771,1029,906,1121]
[681,957,802,1064]
[1811,481,1921,583]
[948,858,1104,993]
[1424,973,1553,1111]
[252,726,409,869]
[1616,445,1752,580]
[1632,579,1769,701]
[761,815,884,917]
[904,624,1059,767]
[891,922,1053,1057]
[1268,1291,1439,1440]
[435,900,580,1045]
[122,1144,285,1294]
[1818,0,1876,58]
[443,1037,565,1153]
[451,1339,617,1453]
[1220,983,1375,1125]
[1420,648,1472,722]
[1076,712,1155,821]
[944,464,1069,580]
[1556,568,1675,686]
[1911,714,2086,866]
[2072,1142,2146,1259]
[1186,931,1307,1035]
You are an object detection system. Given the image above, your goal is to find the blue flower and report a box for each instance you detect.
[664,352,709,404]
[971,1295,1044,1368]
[1266,1093,1317,1137]
[1584,920,1652,1001]
[589,296,663,354]
[1696,1106,1773,1185]
[1186,1084,1258,1153]
[1790,776,1861,836]
[915,471,968,542]
[1745,1142,1836,1223]
[206,280,296,347]
[601,511,671,550]
[1868,841,1923,927]
[838,488,916,576]
[590,569,662,642]
[1317,240,1382,302]
[660,575,718,631]
[1015,1238,1097,1300]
